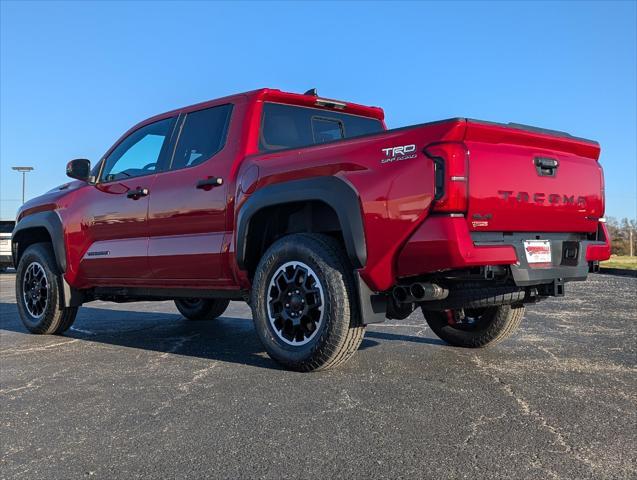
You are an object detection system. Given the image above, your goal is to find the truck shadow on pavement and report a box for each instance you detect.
[0,303,444,370]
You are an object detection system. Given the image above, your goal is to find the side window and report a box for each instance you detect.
[170,104,233,170]
[312,117,344,143]
[100,117,174,182]
[259,104,313,151]
[259,103,383,152]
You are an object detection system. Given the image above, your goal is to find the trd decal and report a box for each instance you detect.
[381,144,417,164]
[471,213,492,228]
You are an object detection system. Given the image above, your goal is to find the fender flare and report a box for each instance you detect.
[12,210,67,273]
[236,177,367,270]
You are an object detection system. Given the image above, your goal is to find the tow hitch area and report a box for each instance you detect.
[538,278,565,297]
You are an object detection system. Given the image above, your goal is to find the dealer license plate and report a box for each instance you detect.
[524,240,552,265]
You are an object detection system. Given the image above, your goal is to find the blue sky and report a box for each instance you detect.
[1,1,635,220]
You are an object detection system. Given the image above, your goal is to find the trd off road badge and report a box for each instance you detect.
[471,213,493,228]
[381,144,417,164]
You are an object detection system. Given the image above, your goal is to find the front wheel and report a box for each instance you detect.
[422,305,525,348]
[16,243,78,334]
[251,233,365,372]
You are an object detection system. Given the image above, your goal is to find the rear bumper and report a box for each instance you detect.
[396,216,611,286]
[397,216,517,276]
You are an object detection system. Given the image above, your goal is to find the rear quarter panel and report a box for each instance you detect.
[237,120,466,291]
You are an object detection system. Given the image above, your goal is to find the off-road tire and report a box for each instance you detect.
[423,305,525,348]
[174,298,230,321]
[251,233,365,372]
[16,243,78,334]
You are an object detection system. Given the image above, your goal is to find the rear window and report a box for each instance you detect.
[259,103,383,152]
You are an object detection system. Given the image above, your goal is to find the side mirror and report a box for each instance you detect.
[66,159,91,182]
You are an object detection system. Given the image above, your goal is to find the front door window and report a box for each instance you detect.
[100,117,174,182]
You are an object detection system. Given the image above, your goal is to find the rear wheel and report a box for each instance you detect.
[251,233,365,371]
[174,298,230,321]
[422,305,525,348]
[16,243,78,334]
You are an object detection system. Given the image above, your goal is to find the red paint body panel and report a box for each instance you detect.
[238,119,465,291]
[146,168,225,282]
[397,216,518,276]
[15,88,610,296]
[68,177,155,283]
[463,119,604,234]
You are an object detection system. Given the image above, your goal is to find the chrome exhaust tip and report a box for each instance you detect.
[410,283,426,300]
[393,282,449,304]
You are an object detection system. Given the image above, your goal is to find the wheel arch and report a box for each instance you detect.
[12,211,66,273]
[236,177,367,276]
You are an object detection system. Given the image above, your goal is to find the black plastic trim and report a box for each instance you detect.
[423,144,447,201]
[12,211,66,273]
[354,272,386,324]
[92,286,245,302]
[471,232,592,286]
[62,277,85,307]
[467,118,598,145]
[236,177,367,270]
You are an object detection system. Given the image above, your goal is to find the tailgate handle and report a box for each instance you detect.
[534,157,559,177]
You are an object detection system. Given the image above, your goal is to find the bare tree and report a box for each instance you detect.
[606,217,637,256]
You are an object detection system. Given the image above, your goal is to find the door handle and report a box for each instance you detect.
[127,187,149,199]
[196,177,223,189]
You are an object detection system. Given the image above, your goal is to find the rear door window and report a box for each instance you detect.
[170,104,233,170]
[259,103,383,152]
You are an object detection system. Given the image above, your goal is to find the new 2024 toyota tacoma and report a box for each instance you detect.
[12,88,611,371]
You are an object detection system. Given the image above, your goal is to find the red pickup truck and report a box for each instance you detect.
[12,88,611,371]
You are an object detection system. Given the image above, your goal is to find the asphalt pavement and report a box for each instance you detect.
[1,271,635,479]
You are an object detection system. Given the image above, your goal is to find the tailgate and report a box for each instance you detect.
[463,120,604,233]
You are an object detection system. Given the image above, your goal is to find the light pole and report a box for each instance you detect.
[11,166,34,204]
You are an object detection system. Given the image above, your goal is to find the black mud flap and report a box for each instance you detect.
[354,272,386,325]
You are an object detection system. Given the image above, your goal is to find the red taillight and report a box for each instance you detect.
[599,164,606,217]
[586,222,611,261]
[586,243,611,261]
[425,142,469,213]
